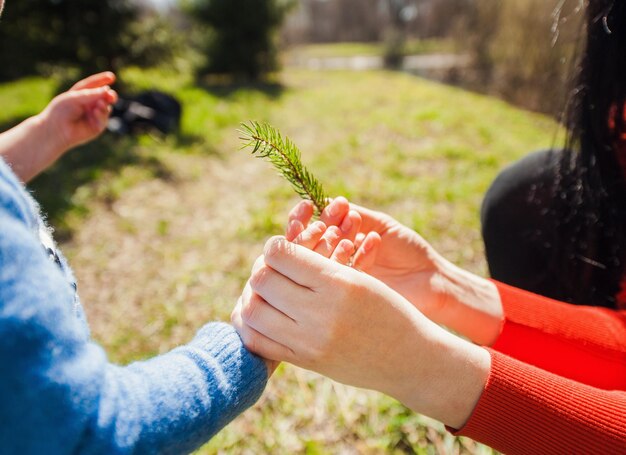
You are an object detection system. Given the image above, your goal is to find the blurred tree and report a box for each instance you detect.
[383,0,418,68]
[452,0,583,115]
[0,0,139,81]
[186,0,295,81]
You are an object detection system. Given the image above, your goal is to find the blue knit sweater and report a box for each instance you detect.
[0,158,267,454]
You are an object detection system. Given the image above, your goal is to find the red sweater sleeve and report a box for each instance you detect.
[491,280,626,389]
[454,350,626,454]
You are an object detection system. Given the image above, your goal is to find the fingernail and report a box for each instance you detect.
[341,215,352,233]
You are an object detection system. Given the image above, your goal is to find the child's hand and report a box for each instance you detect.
[40,72,118,153]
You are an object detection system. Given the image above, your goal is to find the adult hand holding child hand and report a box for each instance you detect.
[232,218,356,375]
[233,201,492,429]
[287,197,504,346]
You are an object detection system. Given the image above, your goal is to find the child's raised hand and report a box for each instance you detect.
[40,72,118,153]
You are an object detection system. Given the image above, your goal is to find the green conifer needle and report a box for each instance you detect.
[239,121,328,216]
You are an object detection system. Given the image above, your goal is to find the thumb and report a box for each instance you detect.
[352,231,382,272]
[70,72,116,91]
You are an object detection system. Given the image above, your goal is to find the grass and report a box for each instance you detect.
[0,66,558,453]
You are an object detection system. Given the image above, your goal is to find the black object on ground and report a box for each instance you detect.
[108,91,182,136]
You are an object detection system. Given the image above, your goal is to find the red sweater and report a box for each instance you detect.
[453,281,626,454]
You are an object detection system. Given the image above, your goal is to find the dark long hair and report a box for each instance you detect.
[556,0,626,307]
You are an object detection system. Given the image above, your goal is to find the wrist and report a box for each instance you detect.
[394,321,491,429]
[34,110,68,160]
[0,114,58,182]
[430,254,503,346]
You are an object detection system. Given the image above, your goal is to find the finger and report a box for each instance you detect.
[286,200,314,240]
[338,209,362,243]
[95,99,107,113]
[251,254,265,275]
[286,219,305,242]
[330,239,355,265]
[320,196,350,228]
[231,298,295,362]
[105,88,118,105]
[348,202,394,234]
[88,111,101,132]
[313,225,342,258]
[94,99,110,121]
[239,290,300,359]
[292,220,326,250]
[71,72,116,91]
[263,236,342,289]
[249,262,309,319]
[69,86,117,107]
[352,232,382,271]
[354,232,366,250]
[89,101,111,132]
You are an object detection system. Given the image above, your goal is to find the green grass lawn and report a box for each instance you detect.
[0,67,558,454]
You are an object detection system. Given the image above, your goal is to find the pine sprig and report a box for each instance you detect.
[239,121,328,215]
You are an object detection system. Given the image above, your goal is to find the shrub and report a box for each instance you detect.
[186,0,296,81]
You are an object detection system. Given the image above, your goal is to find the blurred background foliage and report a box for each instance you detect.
[183,0,296,80]
[0,0,584,115]
[0,0,139,79]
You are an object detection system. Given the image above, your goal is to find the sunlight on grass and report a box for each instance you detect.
[0,67,559,453]
[0,76,57,126]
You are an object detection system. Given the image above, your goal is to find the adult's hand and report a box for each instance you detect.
[287,198,445,317]
[233,220,355,376]
[233,236,491,429]
[286,198,503,346]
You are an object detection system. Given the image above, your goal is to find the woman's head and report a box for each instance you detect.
[556,0,626,307]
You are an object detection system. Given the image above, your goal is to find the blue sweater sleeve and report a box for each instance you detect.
[0,183,267,454]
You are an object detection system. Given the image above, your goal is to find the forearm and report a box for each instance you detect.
[491,281,626,389]
[1,320,267,454]
[0,114,64,182]
[452,349,626,454]
[88,323,268,453]
[393,319,491,429]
